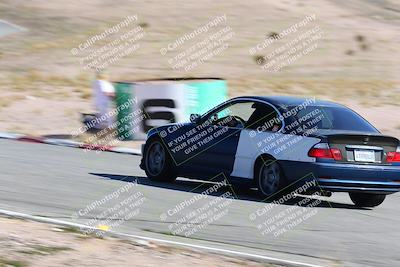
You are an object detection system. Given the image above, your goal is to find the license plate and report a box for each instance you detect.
[354,149,375,162]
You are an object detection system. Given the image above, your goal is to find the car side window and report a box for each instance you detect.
[246,103,282,132]
[205,101,256,128]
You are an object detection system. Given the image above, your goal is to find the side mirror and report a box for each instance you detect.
[190,114,202,124]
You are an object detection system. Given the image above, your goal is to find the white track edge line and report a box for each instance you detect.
[0,209,323,267]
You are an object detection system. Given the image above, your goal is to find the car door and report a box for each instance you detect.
[184,100,257,179]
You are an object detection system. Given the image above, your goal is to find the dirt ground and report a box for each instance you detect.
[0,216,279,267]
[0,0,399,140]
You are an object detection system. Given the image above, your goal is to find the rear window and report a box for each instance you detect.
[288,106,378,132]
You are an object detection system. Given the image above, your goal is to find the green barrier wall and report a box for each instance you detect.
[185,79,227,118]
[114,82,135,140]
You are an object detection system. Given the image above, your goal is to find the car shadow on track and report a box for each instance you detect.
[90,173,369,210]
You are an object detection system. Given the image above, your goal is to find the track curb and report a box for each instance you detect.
[0,132,142,156]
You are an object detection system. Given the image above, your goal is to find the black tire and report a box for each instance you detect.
[255,158,286,199]
[143,138,176,182]
[349,193,386,207]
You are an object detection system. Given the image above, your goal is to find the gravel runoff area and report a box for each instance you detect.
[0,216,282,267]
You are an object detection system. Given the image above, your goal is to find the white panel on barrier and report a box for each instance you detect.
[134,83,186,140]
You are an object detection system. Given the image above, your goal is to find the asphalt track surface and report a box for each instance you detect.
[1,139,400,267]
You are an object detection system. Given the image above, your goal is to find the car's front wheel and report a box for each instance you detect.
[349,193,386,207]
[144,138,176,182]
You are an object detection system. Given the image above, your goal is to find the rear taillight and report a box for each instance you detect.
[387,147,400,163]
[308,143,343,161]
[331,148,343,160]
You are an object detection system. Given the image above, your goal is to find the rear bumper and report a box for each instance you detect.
[280,160,400,194]
[316,179,400,194]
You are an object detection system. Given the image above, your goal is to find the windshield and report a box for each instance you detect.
[287,106,378,133]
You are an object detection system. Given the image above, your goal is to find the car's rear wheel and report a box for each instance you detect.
[256,159,285,198]
[349,193,386,207]
[144,138,176,182]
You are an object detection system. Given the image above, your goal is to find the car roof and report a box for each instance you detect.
[233,96,345,108]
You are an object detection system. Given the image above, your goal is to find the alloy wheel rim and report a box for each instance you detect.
[260,162,280,196]
[147,142,166,176]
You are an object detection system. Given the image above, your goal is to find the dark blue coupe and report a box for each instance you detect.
[140,96,400,207]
